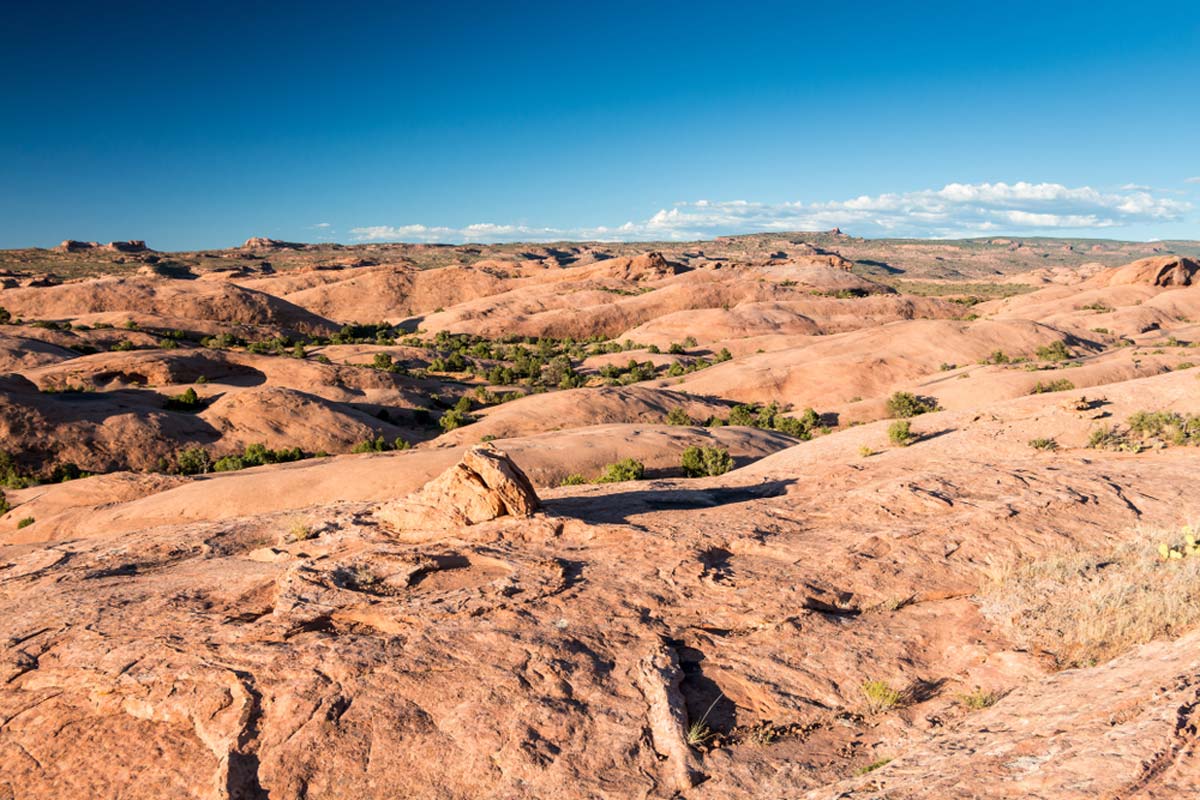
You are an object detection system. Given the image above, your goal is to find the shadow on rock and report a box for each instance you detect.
[546,479,795,525]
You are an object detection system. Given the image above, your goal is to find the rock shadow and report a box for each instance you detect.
[546,479,794,525]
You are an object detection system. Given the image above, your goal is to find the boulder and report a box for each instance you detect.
[375,445,541,532]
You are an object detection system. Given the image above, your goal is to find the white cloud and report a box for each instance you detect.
[1186,176,1200,184]
[350,181,1192,243]
[312,222,332,228]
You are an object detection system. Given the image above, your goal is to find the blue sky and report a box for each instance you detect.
[2,0,1198,249]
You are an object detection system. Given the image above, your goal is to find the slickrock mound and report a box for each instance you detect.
[0,277,336,334]
[0,332,79,371]
[670,318,1083,409]
[416,264,923,340]
[1098,254,1199,287]
[434,385,737,446]
[620,295,953,346]
[375,446,540,533]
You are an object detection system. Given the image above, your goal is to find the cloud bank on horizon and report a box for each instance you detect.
[351,181,1193,244]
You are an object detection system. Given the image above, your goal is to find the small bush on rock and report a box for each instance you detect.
[681,446,733,477]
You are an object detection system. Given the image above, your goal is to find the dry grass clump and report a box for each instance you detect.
[977,529,1200,669]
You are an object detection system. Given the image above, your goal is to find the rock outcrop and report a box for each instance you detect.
[375,445,541,532]
[1103,255,1199,287]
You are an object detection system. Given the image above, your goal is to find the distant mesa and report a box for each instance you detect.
[243,237,305,250]
[56,239,152,253]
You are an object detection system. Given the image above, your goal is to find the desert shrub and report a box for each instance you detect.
[858,445,874,457]
[666,407,693,426]
[939,362,956,371]
[1029,437,1059,451]
[50,463,86,482]
[1030,378,1075,394]
[888,420,914,446]
[0,451,32,489]
[647,344,661,354]
[439,397,476,432]
[981,350,1010,365]
[164,387,204,412]
[726,402,822,438]
[110,340,136,352]
[1035,340,1072,361]
[0,307,10,324]
[16,517,34,529]
[861,680,904,714]
[372,352,398,372]
[977,532,1200,668]
[886,392,938,418]
[668,342,685,355]
[595,458,645,483]
[1127,410,1200,446]
[175,447,211,475]
[350,436,411,453]
[681,446,734,477]
[559,473,587,486]
[715,348,733,362]
[0,489,8,515]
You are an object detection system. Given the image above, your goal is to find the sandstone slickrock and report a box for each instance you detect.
[375,445,541,533]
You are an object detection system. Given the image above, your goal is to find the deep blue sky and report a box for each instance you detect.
[2,0,1198,249]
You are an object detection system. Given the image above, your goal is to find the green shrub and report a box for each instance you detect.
[350,436,409,453]
[0,451,32,489]
[559,473,587,486]
[0,489,8,515]
[981,350,1010,365]
[888,420,914,446]
[1036,340,1072,361]
[665,407,693,426]
[16,517,34,529]
[1029,437,1059,451]
[596,458,645,483]
[681,446,734,477]
[1030,378,1075,394]
[175,447,212,475]
[886,392,939,418]
[165,387,204,412]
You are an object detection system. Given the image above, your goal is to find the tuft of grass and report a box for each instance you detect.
[861,680,904,714]
[858,444,874,458]
[977,529,1200,669]
[956,687,1000,710]
[686,695,723,748]
[1029,437,1059,451]
[558,473,587,486]
[855,758,893,776]
[286,518,315,542]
